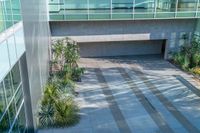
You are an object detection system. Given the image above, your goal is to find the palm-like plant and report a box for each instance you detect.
[41,83,59,106]
[38,37,82,129]
[38,104,55,128]
[63,41,80,68]
[52,39,65,71]
[54,97,79,127]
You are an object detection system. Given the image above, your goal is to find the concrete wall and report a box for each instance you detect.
[79,40,164,57]
[19,53,34,132]
[50,19,197,58]
[20,0,51,129]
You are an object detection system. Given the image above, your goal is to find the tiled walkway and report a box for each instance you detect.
[38,56,200,133]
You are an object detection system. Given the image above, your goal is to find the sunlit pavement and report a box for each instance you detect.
[38,55,200,133]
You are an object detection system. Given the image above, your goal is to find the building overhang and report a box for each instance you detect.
[53,33,152,43]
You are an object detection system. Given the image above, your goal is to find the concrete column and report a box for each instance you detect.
[164,39,170,60]
[19,53,34,133]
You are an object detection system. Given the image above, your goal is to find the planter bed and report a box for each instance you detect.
[168,60,200,84]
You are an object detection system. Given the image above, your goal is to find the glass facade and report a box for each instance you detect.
[49,0,200,21]
[0,0,22,33]
[0,0,26,132]
[0,62,26,133]
[0,29,26,82]
[0,0,25,82]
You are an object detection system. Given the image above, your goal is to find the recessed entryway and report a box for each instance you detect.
[78,40,166,58]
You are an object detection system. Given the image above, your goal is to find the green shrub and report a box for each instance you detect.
[54,97,80,127]
[71,67,85,82]
[38,37,82,129]
[41,83,59,106]
[63,64,73,79]
[192,53,200,67]
[63,40,80,68]
[51,37,85,82]
[38,104,55,128]
[51,37,80,71]
[172,37,200,69]
[49,76,76,96]
[63,65,85,82]
[62,78,75,93]
[0,114,9,132]
[182,55,190,70]
[173,52,185,65]
[50,76,64,90]
[191,67,200,76]
[38,79,79,128]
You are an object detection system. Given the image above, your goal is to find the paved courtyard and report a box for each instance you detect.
[39,55,200,133]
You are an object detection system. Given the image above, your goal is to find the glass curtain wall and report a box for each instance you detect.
[112,0,133,19]
[49,0,65,20]
[0,2,5,33]
[156,0,176,18]
[0,62,26,133]
[177,0,198,17]
[11,0,22,24]
[0,0,26,130]
[0,30,25,81]
[0,0,22,33]
[89,0,111,19]
[65,0,88,19]
[134,0,156,19]
[49,0,200,20]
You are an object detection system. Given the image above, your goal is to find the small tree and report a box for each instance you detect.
[51,37,84,82]
[51,37,80,72]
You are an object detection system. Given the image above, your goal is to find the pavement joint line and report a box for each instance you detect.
[174,75,200,98]
[94,68,132,133]
[126,65,200,133]
[117,67,174,133]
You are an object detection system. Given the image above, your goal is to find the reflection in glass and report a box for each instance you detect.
[134,0,155,18]
[49,0,64,14]
[18,104,26,133]
[4,0,13,29]
[4,73,14,104]
[11,118,19,133]
[156,0,176,18]
[8,101,16,125]
[89,0,110,13]
[14,85,23,110]
[65,0,88,13]
[11,0,22,23]
[177,0,197,11]
[0,0,22,31]
[177,0,197,17]
[89,0,111,19]
[0,82,6,118]
[0,112,10,133]
[156,0,176,12]
[112,0,133,13]
[135,0,155,13]
[0,2,5,33]
[48,0,200,20]
[11,62,21,91]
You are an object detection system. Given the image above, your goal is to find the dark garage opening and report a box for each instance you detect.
[78,40,166,58]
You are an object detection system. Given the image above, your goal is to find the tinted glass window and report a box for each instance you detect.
[4,73,14,104]
[11,62,21,91]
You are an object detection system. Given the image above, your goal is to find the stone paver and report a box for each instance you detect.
[38,55,200,133]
